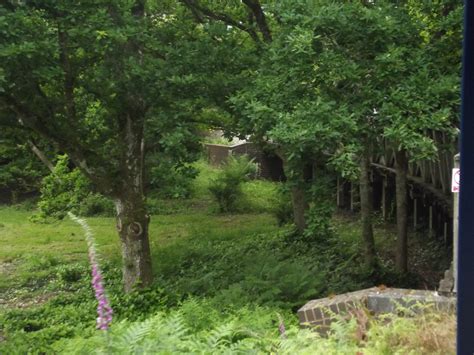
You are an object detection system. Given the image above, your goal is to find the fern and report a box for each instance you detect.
[118,317,156,349]
[54,299,454,355]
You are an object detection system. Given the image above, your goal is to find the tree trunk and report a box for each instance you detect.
[291,184,308,233]
[113,110,153,292]
[359,151,376,269]
[114,193,153,292]
[277,152,309,233]
[395,149,408,273]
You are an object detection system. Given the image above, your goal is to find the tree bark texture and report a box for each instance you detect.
[114,194,153,292]
[242,0,272,42]
[395,149,409,273]
[113,111,153,292]
[359,151,376,269]
[291,185,308,233]
[279,154,309,233]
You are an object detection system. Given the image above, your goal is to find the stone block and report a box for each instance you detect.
[298,287,456,335]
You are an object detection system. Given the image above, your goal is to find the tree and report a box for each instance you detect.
[221,1,355,233]
[222,2,395,258]
[0,1,218,291]
[1,0,264,291]
[0,1,158,290]
[379,0,462,272]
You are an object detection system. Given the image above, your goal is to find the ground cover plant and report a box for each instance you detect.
[0,161,453,353]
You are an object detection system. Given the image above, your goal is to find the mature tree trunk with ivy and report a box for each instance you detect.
[279,153,310,233]
[290,183,308,233]
[395,149,409,273]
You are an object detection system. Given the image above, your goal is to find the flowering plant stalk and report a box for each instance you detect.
[277,313,286,339]
[68,212,113,330]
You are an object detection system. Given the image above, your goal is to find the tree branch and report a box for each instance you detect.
[27,139,55,173]
[179,0,261,44]
[0,93,114,192]
[242,0,272,43]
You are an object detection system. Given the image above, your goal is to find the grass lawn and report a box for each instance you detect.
[0,209,279,306]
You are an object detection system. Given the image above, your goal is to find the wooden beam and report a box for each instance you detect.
[371,162,452,214]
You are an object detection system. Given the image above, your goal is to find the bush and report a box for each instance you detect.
[78,194,114,217]
[56,264,88,283]
[303,175,335,243]
[53,300,288,354]
[208,155,257,213]
[273,185,294,226]
[148,161,198,199]
[32,155,113,220]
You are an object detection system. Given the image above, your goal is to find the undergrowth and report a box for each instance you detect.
[0,161,454,353]
[53,302,455,355]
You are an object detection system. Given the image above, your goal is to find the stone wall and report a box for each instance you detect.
[297,287,456,335]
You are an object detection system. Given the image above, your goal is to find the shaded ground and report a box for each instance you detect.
[331,211,450,289]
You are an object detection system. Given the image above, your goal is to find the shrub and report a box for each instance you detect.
[53,301,286,354]
[273,185,294,226]
[208,155,257,213]
[303,175,335,243]
[56,263,87,283]
[32,155,113,220]
[148,161,198,199]
[78,194,114,217]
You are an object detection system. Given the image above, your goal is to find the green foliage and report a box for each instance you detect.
[273,185,294,226]
[0,132,49,199]
[77,193,115,217]
[0,193,453,353]
[32,155,113,221]
[303,175,335,243]
[148,161,198,199]
[52,302,454,355]
[208,155,257,213]
[145,116,202,199]
[54,302,284,354]
[240,179,281,214]
[56,263,88,284]
[0,0,462,351]
[203,135,234,146]
[0,294,97,354]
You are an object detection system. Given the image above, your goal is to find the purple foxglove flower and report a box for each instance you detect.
[69,212,113,330]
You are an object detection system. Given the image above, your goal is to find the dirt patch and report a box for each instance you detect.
[0,260,17,276]
[0,290,58,309]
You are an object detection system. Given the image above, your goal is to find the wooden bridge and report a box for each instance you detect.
[337,132,457,245]
[206,133,458,245]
